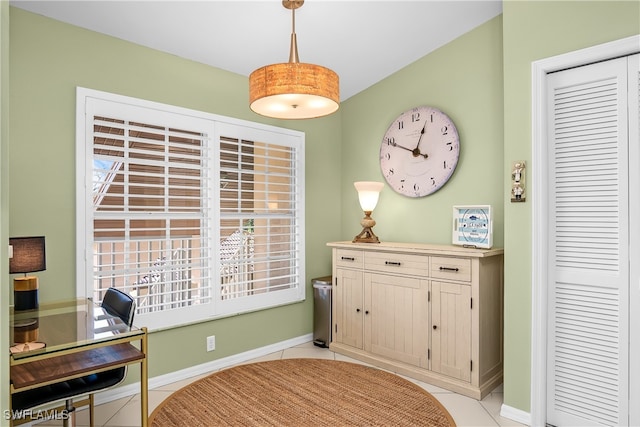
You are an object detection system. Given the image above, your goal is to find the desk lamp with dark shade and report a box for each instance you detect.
[10,236,46,311]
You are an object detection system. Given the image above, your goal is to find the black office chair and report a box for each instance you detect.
[11,288,136,426]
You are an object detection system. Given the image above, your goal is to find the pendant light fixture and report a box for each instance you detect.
[249,0,339,120]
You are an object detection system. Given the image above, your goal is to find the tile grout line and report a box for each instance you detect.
[480,391,503,427]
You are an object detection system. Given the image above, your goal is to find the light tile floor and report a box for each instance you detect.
[39,341,525,427]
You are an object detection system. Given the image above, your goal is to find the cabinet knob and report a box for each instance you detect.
[433,325,438,330]
[365,310,369,315]
[356,308,361,313]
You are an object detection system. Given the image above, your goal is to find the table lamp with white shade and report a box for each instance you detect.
[352,181,384,243]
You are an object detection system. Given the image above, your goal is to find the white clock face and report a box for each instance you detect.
[379,106,460,197]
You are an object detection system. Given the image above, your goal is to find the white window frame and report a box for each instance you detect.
[76,87,305,331]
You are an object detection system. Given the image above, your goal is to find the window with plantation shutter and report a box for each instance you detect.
[77,88,305,330]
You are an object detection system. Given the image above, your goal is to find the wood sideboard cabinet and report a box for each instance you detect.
[327,241,504,400]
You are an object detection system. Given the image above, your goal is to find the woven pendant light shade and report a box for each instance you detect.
[249,62,339,119]
[249,0,339,120]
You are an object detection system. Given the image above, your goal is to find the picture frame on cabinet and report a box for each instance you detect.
[452,205,493,249]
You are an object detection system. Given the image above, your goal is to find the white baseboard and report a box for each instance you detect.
[500,403,531,426]
[93,333,314,406]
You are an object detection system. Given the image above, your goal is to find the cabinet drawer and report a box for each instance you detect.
[335,249,364,269]
[431,257,471,282]
[364,251,429,276]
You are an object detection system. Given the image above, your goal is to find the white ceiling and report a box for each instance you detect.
[10,0,502,101]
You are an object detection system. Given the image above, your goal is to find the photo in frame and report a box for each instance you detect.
[452,205,493,249]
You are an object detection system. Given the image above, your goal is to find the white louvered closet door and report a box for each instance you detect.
[546,54,638,427]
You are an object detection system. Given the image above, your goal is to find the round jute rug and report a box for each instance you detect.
[150,358,456,426]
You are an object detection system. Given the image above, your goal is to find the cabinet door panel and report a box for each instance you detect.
[366,273,429,368]
[334,268,364,349]
[431,281,471,382]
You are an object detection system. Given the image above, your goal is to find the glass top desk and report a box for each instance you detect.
[9,299,148,426]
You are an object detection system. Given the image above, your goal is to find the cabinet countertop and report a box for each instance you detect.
[327,241,503,258]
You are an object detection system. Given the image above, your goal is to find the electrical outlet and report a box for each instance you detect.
[206,335,216,352]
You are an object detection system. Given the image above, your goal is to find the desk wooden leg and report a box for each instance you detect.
[9,391,13,427]
[141,327,149,427]
[89,394,95,427]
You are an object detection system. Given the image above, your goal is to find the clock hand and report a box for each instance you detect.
[390,141,415,153]
[414,122,427,150]
[391,141,429,159]
[411,147,429,159]
[413,147,428,159]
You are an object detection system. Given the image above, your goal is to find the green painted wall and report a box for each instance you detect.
[7,7,342,380]
[501,0,639,413]
[1,0,10,420]
[340,16,504,247]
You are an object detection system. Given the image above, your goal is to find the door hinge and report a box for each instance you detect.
[470,360,473,372]
[470,298,473,309]
[428,291,431,302]
[335,324,338,334]
[428,349,431,360]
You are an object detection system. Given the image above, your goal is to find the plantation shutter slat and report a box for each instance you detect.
[546,57,630,427]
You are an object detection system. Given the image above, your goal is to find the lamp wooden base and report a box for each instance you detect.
[14,277,39,311]
[352,228,380,243]
[352,211,380,243]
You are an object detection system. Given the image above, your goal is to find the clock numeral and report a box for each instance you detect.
[386,136,395,145]
[411,112,421,122]
[431,178,436,186]
[413,183,420,192]
[399,179,405,189]
[388,168,395,176]
[430,114,434,123]
[441,125,448,135]
[398,121,404,130]
[383,152,391,161]
[446,142,453,151]
[443,161,447,169]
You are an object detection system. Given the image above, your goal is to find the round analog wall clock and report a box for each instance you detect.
[379,105,460,197]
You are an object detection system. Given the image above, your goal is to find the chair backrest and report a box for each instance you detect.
[101,288,135,326]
